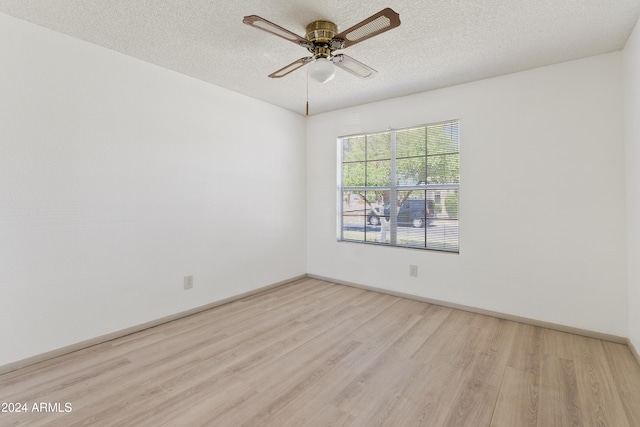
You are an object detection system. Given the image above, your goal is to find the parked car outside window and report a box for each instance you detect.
[367,199,435,228]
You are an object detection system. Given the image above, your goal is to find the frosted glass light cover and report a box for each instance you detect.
[309,57,336,83]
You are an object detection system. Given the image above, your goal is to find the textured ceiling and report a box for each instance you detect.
[1,0,639,115]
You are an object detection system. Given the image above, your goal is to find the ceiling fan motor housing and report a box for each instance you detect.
[306,20,338,57]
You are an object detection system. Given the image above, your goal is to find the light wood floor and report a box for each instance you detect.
[1,278,640,426]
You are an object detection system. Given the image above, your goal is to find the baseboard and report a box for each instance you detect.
[307,274,629,345]
[629,339,640,366]
[0,274,306,376]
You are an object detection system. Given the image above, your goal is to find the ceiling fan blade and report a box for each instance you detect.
[269,57,314,78]
[243,15,313,49]
[332,8,400,49]
[332,54,377,79]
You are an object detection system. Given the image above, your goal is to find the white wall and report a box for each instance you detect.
[0,13,307,367]
[307,53,628,337]
[624,18,640,353]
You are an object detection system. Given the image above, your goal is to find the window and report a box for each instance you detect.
[339,121,459,252]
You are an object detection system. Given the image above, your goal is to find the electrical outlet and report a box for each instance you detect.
[184,275,193,290]
[409,265,418,277]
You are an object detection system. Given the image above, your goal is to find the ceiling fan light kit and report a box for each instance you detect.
[242,8,400,83]
[308,57,336,83]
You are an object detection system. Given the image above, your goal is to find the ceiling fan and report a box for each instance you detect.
[242,8,400,84]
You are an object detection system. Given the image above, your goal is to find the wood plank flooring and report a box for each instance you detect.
[1,278,639,426]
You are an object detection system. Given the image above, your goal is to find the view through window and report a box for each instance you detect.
[339,121,460,252]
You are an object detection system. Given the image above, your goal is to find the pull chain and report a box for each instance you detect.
[305,71,309,116]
